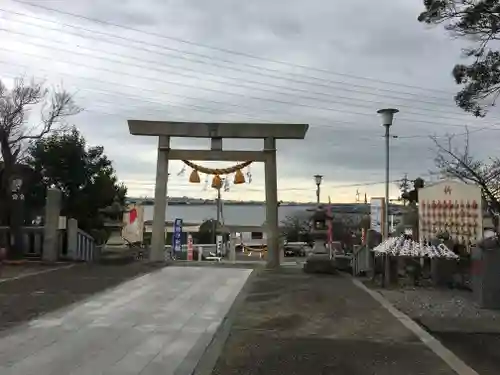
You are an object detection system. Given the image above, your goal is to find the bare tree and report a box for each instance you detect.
[0,77,80,257]
[432,129,500,221]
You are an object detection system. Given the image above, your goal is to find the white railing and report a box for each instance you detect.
[74,229,97,262]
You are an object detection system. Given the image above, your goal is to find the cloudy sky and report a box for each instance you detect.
[0,0,498,203]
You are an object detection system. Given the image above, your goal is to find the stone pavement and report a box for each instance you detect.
[0,266,252,375]
[209,268,459,375]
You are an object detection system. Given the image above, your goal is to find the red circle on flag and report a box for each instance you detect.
[129,208,137,224]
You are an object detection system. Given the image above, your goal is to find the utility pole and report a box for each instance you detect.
[399,173,410,206]
[213,185,221,246]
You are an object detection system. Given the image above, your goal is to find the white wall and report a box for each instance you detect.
[143,203,315,227]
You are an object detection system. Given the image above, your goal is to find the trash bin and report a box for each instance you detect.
[471,239,500,309]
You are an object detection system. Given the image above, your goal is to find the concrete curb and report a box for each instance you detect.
[351,277,479,375]
[190,268,262,375]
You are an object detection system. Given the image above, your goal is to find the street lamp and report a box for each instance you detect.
[377,108,399,240]
[314,174,323,205]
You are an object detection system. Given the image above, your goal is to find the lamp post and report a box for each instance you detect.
[377,108,398,288]
[377,108,398,240]
[314,174,323,205]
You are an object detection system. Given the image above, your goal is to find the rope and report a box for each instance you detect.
[182,160,253,175]
[242,245,267,252]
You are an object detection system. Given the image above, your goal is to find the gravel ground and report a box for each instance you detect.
[0,262,165,334]
[378,287,500,319]
[365,279,500,374]
[211,269,456,375]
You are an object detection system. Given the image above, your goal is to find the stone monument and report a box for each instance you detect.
[472,235,500,309]
[303,205,336,274]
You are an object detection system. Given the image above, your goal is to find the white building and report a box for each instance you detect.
[133,199,380,246]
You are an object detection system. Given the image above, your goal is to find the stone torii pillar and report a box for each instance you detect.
[150,135,170,262]
[264,137,279,268]
[127,121,309,267]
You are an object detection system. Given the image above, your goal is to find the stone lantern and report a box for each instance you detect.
[303,205,336,274]
[309,205,332,254]
[100,197,128,250]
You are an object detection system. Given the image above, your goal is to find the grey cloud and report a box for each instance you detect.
[3,0,497,200]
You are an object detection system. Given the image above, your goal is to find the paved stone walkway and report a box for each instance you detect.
[0,266,252,375]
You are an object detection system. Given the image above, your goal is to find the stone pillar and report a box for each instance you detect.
[151,136,170,262]
[229,232,236,263]
[43,188,62,262]
[66,218,78,260]
[264,137,279,268]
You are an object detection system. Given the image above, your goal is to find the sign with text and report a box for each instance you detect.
[172,218,183,254]
[187,234,194,261]
[370,197,385,236]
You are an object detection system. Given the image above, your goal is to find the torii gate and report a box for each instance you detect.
[127,121,309,268]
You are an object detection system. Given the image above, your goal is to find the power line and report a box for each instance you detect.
[0,65,384,147]
[1,62,498,148]
[125,173,437,191]
[4,0,456,96]
[0,11,462,111]
[0,47,492,130]
[0,63,414,142]
[0,24,473,120]
[0,4,456,101]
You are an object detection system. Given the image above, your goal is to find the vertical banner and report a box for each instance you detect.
[187,234,193,261]
[216,235,223,255]
[327,196,333,258]
[172,218,183,257]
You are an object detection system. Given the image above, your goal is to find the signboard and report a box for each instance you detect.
[370,197,385,236]
[172,218,183,255]
[187,234,193,261]
[418,179,483,246]
[58,216,67,230]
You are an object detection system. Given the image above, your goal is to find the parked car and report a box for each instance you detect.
[284,242,308,257]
